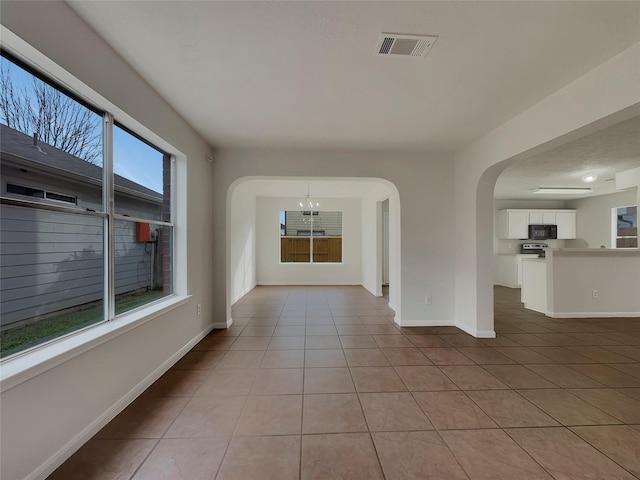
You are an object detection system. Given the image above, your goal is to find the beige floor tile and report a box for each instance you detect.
[405,335,451,348]
[421,348,475,365]
[482,364,557,389]
[529,346,596,363]
[260,350,305,368]
[439,365,508,390]
[413,391,497,430]
[372,335,414,348]
[565,345,636,363]
[267,336,305,350]
[373,431,469,480]
[571,425,640,477]
[569,388,640,423]
[272,325,305,336]
[229,336,271,351]
[301,433,384,480]
[336,325,369,335]
[339,335,378,348]
[172,350,225,370]
[96,397,188,439]
[304,349,347,367]
[524,364,603,388]
[466,390,559,427]
[250,368,303,395]
[618,387,640,401]
[303,367,355,393]
[132,437,229,480]
[359,392,433,431]
[165,396,245,437]
[305,335,341,349]
[365,324,401,335]
[306,325,338,336]
[457,347,516,364]
[302,393,368,433]
[491,346,555,364]
[518,389,622,426]
[344,348,390,367]
[382,347,433,365]
[216,350,265,369]
[217,435,300,480]
[567,364,640,388]
[239,326,275,337]
[350,366,407,392]
[142,369,209,397]
[48,438,157,480]
[195,369,257,396]
[394,365,459,391]
[441,429,552,480]
[234,395,302,436]
[507,427,636,479]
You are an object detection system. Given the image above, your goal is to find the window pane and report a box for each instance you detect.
[615,206,637,249]
[114,219,173,315]
[113,125,168,221]
[313,211,342,262]
[280,210,311,262]
[1,55,103,211]
[0,204,104,358]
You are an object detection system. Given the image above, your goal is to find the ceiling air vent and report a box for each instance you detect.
[375,33,438,58]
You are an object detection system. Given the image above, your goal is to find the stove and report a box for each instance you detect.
[521,243,549,257]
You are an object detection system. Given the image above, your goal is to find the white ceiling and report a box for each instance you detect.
[67,1,640,200]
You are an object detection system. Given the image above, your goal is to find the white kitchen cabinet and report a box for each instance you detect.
[556,211,577,239]
[497,254,538,287]
[497,210,529,239]
[498,208,576,239]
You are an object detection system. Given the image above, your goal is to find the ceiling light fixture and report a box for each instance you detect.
[581,174,597,183]
[299,184,319,213]
[532,187,593,195]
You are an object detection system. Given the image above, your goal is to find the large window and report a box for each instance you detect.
[613,205,637,249]
[280,210,342,263]
[0,53,174,358]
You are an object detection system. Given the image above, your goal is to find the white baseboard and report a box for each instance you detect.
[455,322,497,338]
[29,323,216,480]
[395,319,455,327]
[548,311,640,318]
[256,282,361,286]
[213,318,233,328]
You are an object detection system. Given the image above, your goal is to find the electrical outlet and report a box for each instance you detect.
[425,295,432,305]
[197,304,202,315]
[592,290,598,299]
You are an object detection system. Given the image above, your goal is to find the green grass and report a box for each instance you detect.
[0,290,165,358]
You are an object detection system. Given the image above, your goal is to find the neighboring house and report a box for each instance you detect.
[0,124,165,328]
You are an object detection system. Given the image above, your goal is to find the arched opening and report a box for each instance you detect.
[226,176,402,327]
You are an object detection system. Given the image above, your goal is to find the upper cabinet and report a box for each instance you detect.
[497,210,530,239]
[497,209,576,239]
[556,211,577,239]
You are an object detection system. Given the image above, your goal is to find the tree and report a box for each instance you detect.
[0,63,102,165]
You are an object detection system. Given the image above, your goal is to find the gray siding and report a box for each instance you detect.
[1,205,155,327]
[284,211,342,236]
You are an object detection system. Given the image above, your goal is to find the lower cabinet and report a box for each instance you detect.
[497,254,539,288]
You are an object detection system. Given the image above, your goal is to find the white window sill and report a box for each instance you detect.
[0,294,191,393]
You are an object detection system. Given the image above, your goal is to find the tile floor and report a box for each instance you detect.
[49,285,640,479]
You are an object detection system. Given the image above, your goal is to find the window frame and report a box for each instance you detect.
[611,205,638,249]
[0,29,188,388]
[279,209,343,264]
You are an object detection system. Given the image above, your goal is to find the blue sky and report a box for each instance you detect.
[1,56,163,193]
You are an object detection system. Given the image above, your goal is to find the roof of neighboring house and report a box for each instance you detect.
[0,124,163,202]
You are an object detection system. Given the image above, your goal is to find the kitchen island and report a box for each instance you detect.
[521,248,640,318]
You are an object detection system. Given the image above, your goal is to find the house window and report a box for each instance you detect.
[7,183,77,205]
[613,205,637,248]
[280,210,342,263]
[0,52,174,358]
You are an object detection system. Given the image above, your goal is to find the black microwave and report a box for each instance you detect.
[528,224,557,240]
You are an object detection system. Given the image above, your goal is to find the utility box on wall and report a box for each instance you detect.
[136,222,150,242]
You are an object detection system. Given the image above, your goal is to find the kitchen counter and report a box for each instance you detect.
[520,248,640,318]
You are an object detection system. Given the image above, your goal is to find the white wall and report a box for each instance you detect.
[455,41,640,337]
[218,153,454,328]
[230,182,257,304]
[566,190,637,248]
[1,3,216,479]
[361,185,390,298]
[256,196,362,285]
